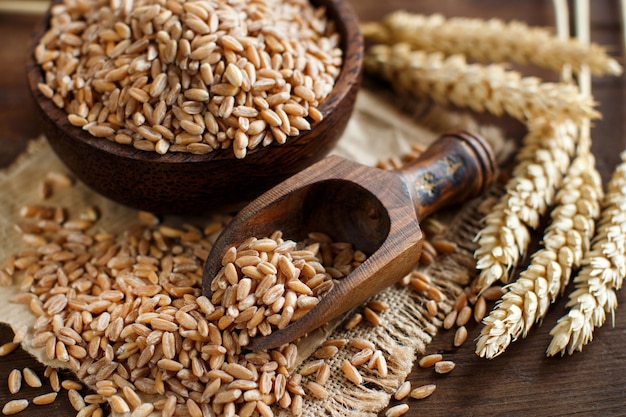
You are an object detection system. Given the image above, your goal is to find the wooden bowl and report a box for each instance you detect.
[25,0,363,215]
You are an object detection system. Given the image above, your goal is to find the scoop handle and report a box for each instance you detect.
[397,131,497,221]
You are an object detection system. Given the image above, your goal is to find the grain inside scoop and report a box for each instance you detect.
[202,131,496,350]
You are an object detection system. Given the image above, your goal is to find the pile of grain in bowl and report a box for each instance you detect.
[34,0,342,158]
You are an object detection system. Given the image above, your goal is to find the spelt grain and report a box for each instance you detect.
[456,306,472,327]
[418,353,442,368]
[351,349,374,367]
[367,300,390,312]
[481,286,505,301]
[316,363,331,386]
[61,380,82,391]
[385,403,409,417]
[7,370,21,395]
[434,360,456,374]
[2,399,28,415]
[426,299,438,317]
[109,395,130,414]
[32,392,58,405]
[22,368,42,388]
[0,342,18,357]
[474,296,487,322]
[363,307,382,326]
[410,383,437,399]
[49,370,60,392]
[68,389,86,411]
[394,381,411,400]
[443,310,458,330]
[454,326,468,347]
[342,360,363,385]
[306,381,330,400]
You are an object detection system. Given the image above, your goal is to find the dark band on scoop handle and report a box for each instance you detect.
[397,131,497,221]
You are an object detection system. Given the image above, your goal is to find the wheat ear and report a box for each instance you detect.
[547,151,626,356]
[361,11,622,77]
[476,151,602,358]
[473,118,577,292]
[364,43,599,123]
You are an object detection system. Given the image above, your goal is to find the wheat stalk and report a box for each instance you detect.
[364,43,599,123]
[473,118,577,292]
[361,11,622,77]
[547,150,626,356]
[476,151,603,358]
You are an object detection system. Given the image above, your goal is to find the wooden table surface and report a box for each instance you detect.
[1,1,626,416]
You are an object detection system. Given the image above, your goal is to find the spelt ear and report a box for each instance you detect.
[364,45,599,123]
[362,10,622,77]
[475,151,602,359]
[472,120,576,294]
[547,151,626,356]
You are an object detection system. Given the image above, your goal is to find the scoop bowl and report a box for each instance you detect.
[202,131,497,350]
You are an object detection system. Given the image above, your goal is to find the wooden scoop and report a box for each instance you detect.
[202,131,496,350]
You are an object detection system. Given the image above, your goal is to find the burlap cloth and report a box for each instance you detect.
[0,87,510,416]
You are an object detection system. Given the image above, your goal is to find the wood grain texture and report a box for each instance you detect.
[25,0,363,215]
[2,1,626,416]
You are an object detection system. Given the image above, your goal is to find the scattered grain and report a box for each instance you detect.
[426,299,438,317]
[344,313,363,330]
[418,353,443,368]
[2,399,28,415]
[473,296,487,322]
[316,363,331,386]
[443,310,457,330]
[430,238,457,254]
[22,368,42,388]
[32,392,58,405]
[11,326,27,345]
[314,345,339,360]
[130,403,154,417]
[481,286,506,301]
[0,343,19,357]
[410,383,437,399]
[367,300,389,312]
[385,403,409,417]
[351,348,374,367]
[49,370,60,392]
[456,305,472,327]
[61,380,82,391]
[67,389,86,411]
[45,171,73,188]
[306,381,330,400]
[434,360,456,374]
[363,307,382,326]
[394,381,411,400]
[426,286,444,303]
[454,326,468,347]
[342,360,363,385]
[7,370,21,395]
